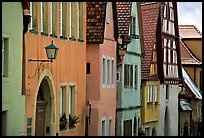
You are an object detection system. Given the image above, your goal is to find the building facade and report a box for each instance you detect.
[115,2,145,136]
[2,2,27,136]
[141,2,161,136]
[86,2,117,136]
[23,2,86,136]
[157,2,183,136]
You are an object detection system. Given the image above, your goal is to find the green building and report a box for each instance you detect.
[2,2,25,136]
[116,2,145,136]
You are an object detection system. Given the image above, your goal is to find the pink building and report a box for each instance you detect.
[86,2,117,136]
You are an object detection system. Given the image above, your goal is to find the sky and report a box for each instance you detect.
[177,2,202,33]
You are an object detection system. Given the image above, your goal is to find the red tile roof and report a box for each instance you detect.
[141,3,160,80]
[86,2,106,44]
[179,40,201,65]
[116,2,132,36]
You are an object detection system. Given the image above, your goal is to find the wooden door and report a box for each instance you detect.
[35,101,47,136]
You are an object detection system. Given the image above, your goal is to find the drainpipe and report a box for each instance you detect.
[194,66,196,84]
[178,86,184,136]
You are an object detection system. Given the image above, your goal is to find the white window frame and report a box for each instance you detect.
[107,57,111,87]
[147,85,150,103]
[59,2,63,36]
[29,2,32,30]
[102,55,106,87]
[50,2,52,35]
[109,116,112,136]
[68,84,76,117]
[101,117,106,136]
[155,85,158,102]
[77,2,80,39]
[150,85,153,102]
[111,57,115,87]
[59,85,66,118]
[2,37,9,78]
[69,3,72,38]
[40,2,43,33]
[2,38,5,78]
[134,65,137,89]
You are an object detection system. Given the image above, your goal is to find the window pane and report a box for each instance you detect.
[112,60,114,85]
[103,58,106,85]
[109,119,112,136]
[107,59,110,85]
[135,66,137,89]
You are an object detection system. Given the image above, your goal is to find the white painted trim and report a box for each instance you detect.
[102,55,106,88]
[101,116,107,136]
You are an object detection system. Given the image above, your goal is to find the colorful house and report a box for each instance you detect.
[140,2,161,136]
[86,2,117,136]
[179,25,202,91]
[23,2,86,136]
[2,2,28,136]
[156,2,183,136]
[178,26,202,136]
[115,2,145,136]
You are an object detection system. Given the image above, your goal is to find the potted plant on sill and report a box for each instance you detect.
[69,114,80,129]
[59,113,68,131]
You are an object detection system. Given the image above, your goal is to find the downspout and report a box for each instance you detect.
[178,85,184,136]
[194,66,196,83]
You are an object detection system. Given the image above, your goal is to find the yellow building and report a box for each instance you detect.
[140,3,161,136]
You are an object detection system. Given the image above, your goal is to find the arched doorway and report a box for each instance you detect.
[152,127,156,136]
[35,77,54,136]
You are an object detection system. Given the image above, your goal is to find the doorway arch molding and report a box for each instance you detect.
[33,69,56,136]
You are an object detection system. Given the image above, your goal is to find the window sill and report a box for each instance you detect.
[69,37,76,41]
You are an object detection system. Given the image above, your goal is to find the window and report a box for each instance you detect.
[150,85,153,102]
[116,72,120,82]
[40,2,43,33]
[130,16,136,36]
[78,2,84,41]
[60,86,66,118]
[147,85,153,103]
[111,59,114,85]
[50,2,52,35]
[2,111,7,136]
[102,57,106,85]
[69,3,72,38]
[134,66,137,89]
[106,2,110,23]
[2,38,9,78]
[29,2,32,30]
[124,120,132,136]
[59,2,62,36]
[109,118,112,136]
[155,85,158,102]
[69,86,76,117]
[86,63,90,74]
[124,64,133,89]
[107,59,110,86]
[101,118,106,136]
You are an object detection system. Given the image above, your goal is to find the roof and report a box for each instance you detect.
[86,2,106,44]
[116,2,132,36]
[141,2,160,80]
[179,40,202,65]
[179,25,202,39]
[182,67,202,99]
